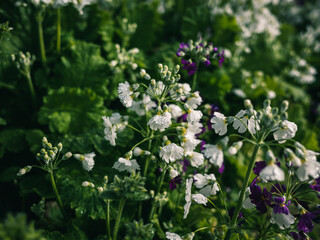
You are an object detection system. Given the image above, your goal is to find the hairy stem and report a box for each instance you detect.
[37,17,46,63]
[224,144,259,240]
[106,200,111,240]
[113,198,126,240]
[49,171,66,218]
[26,71,36,109]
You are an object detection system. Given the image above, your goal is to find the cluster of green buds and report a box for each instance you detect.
[120,18,138,36]
[158,64,181,84]
[11,52,35,77]
[0,21,13,41]
[153,191,169,207]
[109,44,140,73]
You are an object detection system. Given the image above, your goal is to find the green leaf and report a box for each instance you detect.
[52,41,109,97]
[38,87,106,134]
[0,117,6,125]
[0,128,28,153]
[0,166,20,182]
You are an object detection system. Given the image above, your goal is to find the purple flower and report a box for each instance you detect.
[273,197,290,215]
[169,175,183,190]
[249,184,272,213]
[177,113,188,122]
[200,140,206,151]
[203,59,211,67]
[253,161,267,175]
[289,232,308,240]
[310,177,320,193]
[218,50,225,67]
[298,211,320,233]
[181,59,197,75]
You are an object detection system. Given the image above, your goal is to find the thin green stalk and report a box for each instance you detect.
[37,17,47,63]
[224,144,260,240]
[106,200,111,240]
[56,8,61,53]
[26,71,36,108]
[49,171,66,218]
[149,167,167,220]
[113,198,126,240]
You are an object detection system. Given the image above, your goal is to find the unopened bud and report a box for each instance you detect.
[62,152,72,160]
[263,99,271,109]
[244,99,253,110]
[57,143,63,151]
[281,100,289,112]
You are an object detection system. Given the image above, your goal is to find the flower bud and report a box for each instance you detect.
[62,152,72,160]
[263,99,271,109]
[57,142,63,151]
[281,100,289,112]
[244,99,253,110]
[17,166,32,176]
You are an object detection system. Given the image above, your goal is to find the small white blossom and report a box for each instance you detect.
[113,157,140,173]
[193,174,208,188]
[182,137,201,155]
[189,152,204,168]
[232,110,259,134]
[211,112,228,136]
[166,232,182,240]
[202,144,224,168]
[228,141,243,155]
[270,211,295,230]
[148,111,172,131]
[183,178,193,219]
[102,116,117,146]
[169,104,183,118]
[82,181,95,187]
[118,81,134,107]
[273,120,298,143]
[129,94,156,116]
[295,148,320,181]
[260,163,285,182]
[74,152,95,171]
[17,166,32,176]
[187,109,203,124]
[169,167,179,178]
[243,187,255,209]
[186,91,202,109]
[160,143,184,163]
[191,193,207,205]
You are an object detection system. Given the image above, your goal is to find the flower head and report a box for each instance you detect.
[113,157,140,173]
[74,152,95,171]
[273,120,298,143]
[211,112,228,136]
[148,111,172,131]
[160,143,184,163]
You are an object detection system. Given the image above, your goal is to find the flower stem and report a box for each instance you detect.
[56,8,61,53]
[26,71,36,109]
[106,199,112,240]
[37,16,47,63]
[149,167,167,220]
[224,144,260,240]
[49,171,66,218]
[113,198,126,240]
[191,66,198,91]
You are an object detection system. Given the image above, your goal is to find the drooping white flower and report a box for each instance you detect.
[189,152,204,168]
[273,120,298,143]
[113,157,140,172]
[211,112,228,136]
[102,116,117,146]
[193,174,208,188]
[295,149,320,181]
[169,104,183,119]
[202,144,224,168]
[232,110,259,134]
[191,194,207,205]
[74,152,95,171]
[284,148,301,167]
[270,211,295,230]
[187,109,203,124]
[166,232,182,240]
[169,167,179,178]
[160,143,184,163]
[148,111,172,131]
[260,163,285,182]
[118,81,134,108]
[186,91,202,109]
[182,137,201,155]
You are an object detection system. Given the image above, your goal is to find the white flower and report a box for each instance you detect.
[149,81,165,97]
[169,167,179,178]
[112,157,140,172]
[102,116,117,146]
[260,163,285,182]
[129,94,156,116]
[243,187,255,209]
[148,111,172,131]
[169,104,183,119]
[270,212,295,230]
[199,183,219,197]
[295,149,320,181]
[273,120,298,143]
[186,91,202,109]
[74,152,95,171]
[191,194,207,205]
[187,109,203,124]
[182,137,201,155]
[184,178,193,219]
[160,143,184,163]
[193,174,208,188]
[189,152,204,168]
[166,232,182,240]
[232,110,259,134]
[82,181,94,187]
[118,81,134,107]
[186,122,203,136]
[202,144,224,168]
[284,148,301,167]
[211,112,228,136]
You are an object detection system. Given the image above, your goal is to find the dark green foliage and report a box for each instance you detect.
[0,213,45,240]
[124,220,155,240]
[38,87,106,134]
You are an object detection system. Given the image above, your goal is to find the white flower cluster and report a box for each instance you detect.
[110,44,140,74]
[102,113,128,146]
